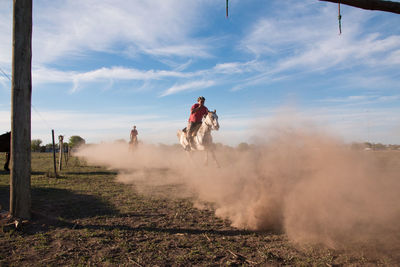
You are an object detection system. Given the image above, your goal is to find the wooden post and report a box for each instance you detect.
[58,135,63,171]
[51,130,57,178]
[10,0,32,220]
[64,143,69,166]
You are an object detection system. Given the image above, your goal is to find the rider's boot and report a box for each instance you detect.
[187,136,194,150]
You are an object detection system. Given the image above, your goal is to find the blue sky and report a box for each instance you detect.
[0,0,399,145]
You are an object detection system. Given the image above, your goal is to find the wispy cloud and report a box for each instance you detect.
[72,67,189,82]
[33,60,263,94]
[160,80,216,97]
[143,44,211,58]
[31,0,215,64]
[213,60,263,74]
[32,66,195,92]
[241,4,400,74]
[0,2,12,66]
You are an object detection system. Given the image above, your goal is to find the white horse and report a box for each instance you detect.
[177,110,220,167]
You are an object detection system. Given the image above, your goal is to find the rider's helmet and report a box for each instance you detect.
[198,96,205,101]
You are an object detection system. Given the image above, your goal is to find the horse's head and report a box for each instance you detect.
[205,110,219,131]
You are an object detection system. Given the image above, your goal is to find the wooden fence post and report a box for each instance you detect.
[64,143,69,166]
[52,129,57,178]
[58,135,63,171]
[10,0,32,220]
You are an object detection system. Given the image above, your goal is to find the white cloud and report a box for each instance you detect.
[160,80,215,97]
[387,49,400,64]
[213,60,263,74]
[71,67,189,83]
[31,65,196,93]
[32,61,264,95]
[241,5,400,75]
[33,67,76,84]
[0,2,12,66]
[143,44,211,58]
[30,0,214,64]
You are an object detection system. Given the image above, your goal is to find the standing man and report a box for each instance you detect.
[187,96,208,149]
[130,125,138,145]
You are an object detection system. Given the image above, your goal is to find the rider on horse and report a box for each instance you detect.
[187,96,208,149]
[130,125,138,145]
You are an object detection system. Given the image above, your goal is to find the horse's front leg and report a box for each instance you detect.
[4,152,10,171]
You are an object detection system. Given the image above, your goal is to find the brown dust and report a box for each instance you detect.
[75,121,400,252]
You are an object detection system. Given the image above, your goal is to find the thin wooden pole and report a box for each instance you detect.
[64,143,69,166]
[10,0,32,220]
[58,135,63,171]
[51,130,57,178]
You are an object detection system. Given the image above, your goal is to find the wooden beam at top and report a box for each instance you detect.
[319,0,400,14]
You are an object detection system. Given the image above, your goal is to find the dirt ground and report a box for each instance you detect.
[1,151,400,266]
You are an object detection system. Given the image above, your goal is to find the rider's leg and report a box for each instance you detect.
[187,122,201,149]
[186,122,194,148]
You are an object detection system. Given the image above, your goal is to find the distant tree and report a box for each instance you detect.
[40,145,46,152]
[364,142,373,149]
[374,143,386,150]
[350,142,365,150]
[31,139,42,152]
[69,136,86,148]
[388,144,400,150]
[44,143,54,152]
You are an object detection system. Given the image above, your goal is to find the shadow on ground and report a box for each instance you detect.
[0,184,119,233]
[32,187,118,220]
[63,171,118,175]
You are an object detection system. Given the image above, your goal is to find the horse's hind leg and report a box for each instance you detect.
[4,152,10,171]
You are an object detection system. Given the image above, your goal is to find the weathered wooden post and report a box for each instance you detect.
[51,129,57,178]
[58,135,63,171]
[10,0,32,220]
[64,143,69,166]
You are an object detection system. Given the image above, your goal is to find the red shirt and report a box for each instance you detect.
[189,104,208,123]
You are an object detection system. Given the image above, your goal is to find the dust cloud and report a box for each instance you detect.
[75,116,400,251]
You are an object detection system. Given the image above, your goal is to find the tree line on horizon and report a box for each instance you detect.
[31,135,85,152]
